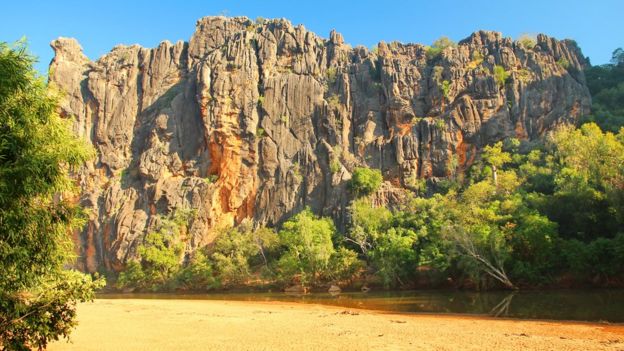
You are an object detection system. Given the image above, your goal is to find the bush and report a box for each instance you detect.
[326,67,337,85]
[116,209,193,291]
[176,251,219,290]
[211,222,278,286]
[426,36,457,60]
[117,261,146,290]
[557,58,571,70]
[508,212,559,284]
[327,94,341,110]
[350,167,383,196]
[441,80,451,99]
[327,247,364,283]
[493,65,509,88]
[330,159,342,174]
[466,51,484,70]
[434,118,446,131]
[517,34,537,49]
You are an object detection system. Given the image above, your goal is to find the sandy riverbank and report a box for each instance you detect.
[48,299,624,351]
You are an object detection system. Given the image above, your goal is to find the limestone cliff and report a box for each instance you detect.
[49,16,591,272]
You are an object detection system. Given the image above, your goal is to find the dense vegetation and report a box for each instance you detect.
[117,47,624,290]
[0,42,104,350]
[582,48,624,131]
[116,48,624,293]
[117,122,624,292]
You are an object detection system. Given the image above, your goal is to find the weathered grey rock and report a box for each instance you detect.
[49,17,591,273]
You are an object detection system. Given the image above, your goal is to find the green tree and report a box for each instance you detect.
[0,41,104,350]
[176,250,218,291]
[117,209,194,291]
[482,141,512,186]
[349,167,383,196]
[583,48,624,131]
[611,48,624,66]
[276,209,360,287]
[542,124,624,240]
[442,181,517,289]
[277,209,336,286]
[348,196,449,288]
[426,36,457,60]
[347,198,391,254]
[211,220,278,286]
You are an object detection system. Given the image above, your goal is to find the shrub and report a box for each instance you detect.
[326,247,364,283]
[326,67,337,85]
[330,159,342,174]
[327,94,341,110]
[369,227,419,287]
[426,36,457,60]
[205,174,218,183]
[116,261,146,290]
[432,65,444,83]
[176,251,219,290]
[517,34,537,49]
[441,80,451,99]
[516,69,532,83]
[557,58,571,70]
[467,51,484,70]
[434,118,446,131]
[211,223,278,286]
[116,209,194,291]
[329,146,343,174]
[349,167,383,196]
[493,65,509,88]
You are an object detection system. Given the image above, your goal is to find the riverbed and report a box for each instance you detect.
[48,298,624,350]
[100,289,624,323]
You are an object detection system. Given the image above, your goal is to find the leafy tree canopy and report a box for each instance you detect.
[0,41,104,350]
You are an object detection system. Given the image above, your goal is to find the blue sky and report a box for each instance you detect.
[2,0,623,74]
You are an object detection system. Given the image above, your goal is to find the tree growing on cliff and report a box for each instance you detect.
[0,41,104,350]
[349,167,383,196]
[493,65,509,88]
[425,36,457,60]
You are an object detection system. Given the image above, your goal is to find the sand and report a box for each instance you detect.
[47,299,624,351]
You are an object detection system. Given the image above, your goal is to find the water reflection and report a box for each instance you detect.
[100,289,624,323]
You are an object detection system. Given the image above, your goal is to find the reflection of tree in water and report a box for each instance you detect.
[489,292,516,317]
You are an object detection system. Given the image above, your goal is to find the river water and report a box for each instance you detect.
[100,289,624,323]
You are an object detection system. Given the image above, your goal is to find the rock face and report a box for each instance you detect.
[49,17,591,273]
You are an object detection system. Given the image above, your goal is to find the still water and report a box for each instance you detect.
[100,289,624,323]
